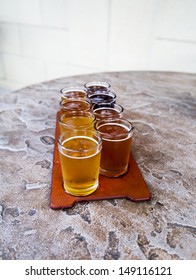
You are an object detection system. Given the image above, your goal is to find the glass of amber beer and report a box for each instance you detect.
[60,87,87,101]
[92,103,124,120]
[60,98,91,114]
[58,130,102,196]
[95,118,134,177]
[59,111,96,133]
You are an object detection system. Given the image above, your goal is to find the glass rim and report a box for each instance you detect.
[60,86,87,95]
[58,130,102,154]
[84,81,111,89]
[59,98,91,110]
[94,118,134,138]
[59,111,96,128]
[87,91,116,99]
[92,103,124,113]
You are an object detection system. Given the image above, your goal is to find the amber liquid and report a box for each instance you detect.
[59,136,101,196]
[61,91,87,101]
[61,100,90,112]
[94,108,121,120]
[98,123,131,177]
[59,115,95,132]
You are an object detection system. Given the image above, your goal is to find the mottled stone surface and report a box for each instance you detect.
[0,71,195,260]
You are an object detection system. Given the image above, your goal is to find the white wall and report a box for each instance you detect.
[0,0,196,90]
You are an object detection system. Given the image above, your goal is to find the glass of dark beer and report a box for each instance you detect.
[95,118,134,177]
[84,81,111,93]
[87,91,116,108]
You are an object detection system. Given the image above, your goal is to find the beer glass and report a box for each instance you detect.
[60,87,87,101]
[87,91,116,108]
[58,130,102,196]
[92,103,124,120]
[95,118,134,177]
[84,81,111,93]
[60,98,91,113]
[59,111,96,133]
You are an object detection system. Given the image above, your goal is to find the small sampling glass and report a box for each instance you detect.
[58,129,102,196]
[60,98,91,114]
[60,87,87,102]
[84,81,111,93]
[87,91,116,108]
[92,103,124,120]
[59,111,96,133]
[95,118,134,177]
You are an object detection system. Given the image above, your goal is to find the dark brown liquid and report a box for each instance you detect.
[88,93,115,107]
[87,85,109,92]
[98,124,131,173]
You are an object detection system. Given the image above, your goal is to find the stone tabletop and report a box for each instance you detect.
[0,71,196,260]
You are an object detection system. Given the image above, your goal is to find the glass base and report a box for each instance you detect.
[63,180,99,196]
[100,165,128,178]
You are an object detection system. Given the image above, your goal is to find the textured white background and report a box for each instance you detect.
[0,0,196,90]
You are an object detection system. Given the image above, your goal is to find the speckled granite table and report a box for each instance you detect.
[0,71,196,260]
